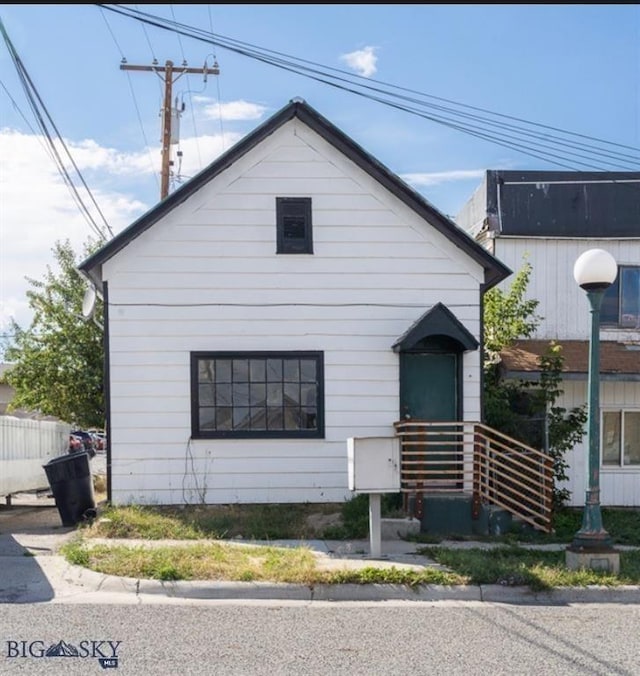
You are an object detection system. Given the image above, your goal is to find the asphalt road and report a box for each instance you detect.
[1,602,639,675]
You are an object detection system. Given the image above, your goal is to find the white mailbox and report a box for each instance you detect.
[347,436,400,493]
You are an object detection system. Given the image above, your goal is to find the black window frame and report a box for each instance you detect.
[190,350,324,439]
[276,197,313,254]
[601,265,640,328]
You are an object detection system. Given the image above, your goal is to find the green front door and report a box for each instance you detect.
[400,352,460,487]
[400,353,458,421]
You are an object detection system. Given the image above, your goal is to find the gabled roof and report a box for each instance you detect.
[392,303,479,352]
[79,98,510,289]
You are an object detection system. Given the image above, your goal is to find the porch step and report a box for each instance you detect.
[380,517,421,540]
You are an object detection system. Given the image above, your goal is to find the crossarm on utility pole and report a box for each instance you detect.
[120,59,220,200]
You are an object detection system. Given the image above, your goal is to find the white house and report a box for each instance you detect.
[456,170,640,507]
[79,98,510,507]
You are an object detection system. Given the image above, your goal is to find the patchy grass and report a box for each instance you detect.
[61,537,640,590]
[324,567,464,587]
[60,538,464,586]
[83,503,345,541]
[419,546,640,591]
[62,539,319,583]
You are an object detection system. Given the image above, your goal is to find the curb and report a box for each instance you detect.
[59,562,640,605]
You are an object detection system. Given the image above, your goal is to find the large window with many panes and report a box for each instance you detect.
[602,410,640,467]
[601,266,640,328]
[191,351,324,438]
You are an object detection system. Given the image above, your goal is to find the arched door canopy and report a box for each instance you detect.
[392,302,479,353]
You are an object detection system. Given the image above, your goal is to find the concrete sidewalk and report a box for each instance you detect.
[2,496,640,605]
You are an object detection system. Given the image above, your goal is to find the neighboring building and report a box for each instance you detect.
[79,98,509,507]
[456,170,640,506]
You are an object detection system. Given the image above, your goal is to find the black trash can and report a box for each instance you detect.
[43,452,97,527]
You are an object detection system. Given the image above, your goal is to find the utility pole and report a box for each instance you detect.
[120,58,220,200]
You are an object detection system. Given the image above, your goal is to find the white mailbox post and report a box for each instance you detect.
[347,436,400,558]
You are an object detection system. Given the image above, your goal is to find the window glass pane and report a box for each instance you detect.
[267,408,283,430]
[216,383,232,407]
[267,359,282,381]
[620,268,640,328]
[199,407,216,430]
[250,383,266,406]
[232,382,249,407]
[216,407,232,431]
[233,359,249,382]
[301,383,317,407]
[600,277,619,325]
[216,360,232,382]
[284,382,300,405]
[303,407,318,430]
[198,360,215,383]
[199,384,215,406]
[267,383,283,406]
[233,407,250,430]
[300,360,316,382]
[250,360,266,382]
[284,408,302,430]
[602,412,621,465]
[250,408,266,430]
[623,412,640,466]
[284,359,299,382]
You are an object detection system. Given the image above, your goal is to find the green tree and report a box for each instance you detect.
[483,258,586,508]
[537,342,588,507]
[2,239,104,427]
[483,259,542,366]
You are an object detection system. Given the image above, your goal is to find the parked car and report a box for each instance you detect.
[88,429,106,452]
[69,430,96,458]
[68,434,83,453]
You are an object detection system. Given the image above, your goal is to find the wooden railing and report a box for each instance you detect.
[393,420,554,533]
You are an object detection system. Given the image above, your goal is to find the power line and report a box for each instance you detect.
[0,18,114,241]
[99,6,160,190]
[96,4,640,172]
[207,5,225,151]
[170,3,203,183]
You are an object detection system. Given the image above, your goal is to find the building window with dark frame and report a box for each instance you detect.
[602,410,640,467]
[191,351,324,439]
[601,266,640,328]
[276,197,313,254]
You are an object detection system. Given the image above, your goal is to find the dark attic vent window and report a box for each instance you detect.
[276,197,313,254]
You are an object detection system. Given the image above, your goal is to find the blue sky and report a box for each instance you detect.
[1,4,639,336]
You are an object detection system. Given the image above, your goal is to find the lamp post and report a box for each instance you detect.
[568,249,618,564]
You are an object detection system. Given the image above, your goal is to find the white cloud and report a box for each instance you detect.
[0,129,149,333]
[199,99,268,121]
[340,46,378,78]
[401,170,487,187]
[66,138,158,176]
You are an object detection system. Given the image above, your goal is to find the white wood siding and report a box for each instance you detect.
[493,238,640,342]
[555,381,640,507]
[103,120,485,505]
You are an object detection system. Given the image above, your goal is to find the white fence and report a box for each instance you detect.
[0,416,70,497]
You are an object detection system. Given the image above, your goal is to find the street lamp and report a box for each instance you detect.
[567,248,619,571]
